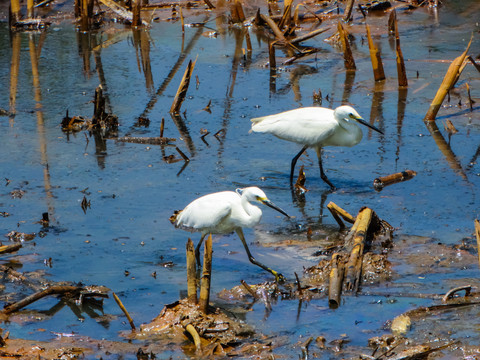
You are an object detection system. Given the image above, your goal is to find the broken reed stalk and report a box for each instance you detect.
[0,243,22,255]
[2,285,79,315]
[344,207,373,292]
[475,219,480,269]
[113,292,136,331]
[230,0,245,23]
[326,201,355,229]
[328,253,345,308]
[337,22,356,70]
[424,35,473,121]
[365,23,385,81]
[185,324,202,351]
[260,14,288,43]
[393,10,408,87]
[170,57,197,114]
[186,238,197,304]
[290,27,330,45]
[343,0,355,22]
[240,280,259,299]
[373,170,417,190]
[199,234,212,314]
[179,5,184,33]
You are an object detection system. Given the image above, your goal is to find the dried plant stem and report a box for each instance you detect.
[344,207,373,292]
[268,41,276,70]
[328,253,345,308]
[185,324,202,351]
[424,35,473,121]
[170,58,197,114]
[260,14,287,42]
[327,201,355,229]
[366,23,385,81]
[338,22,355,70]
[113,292,136,331]
[199,234,212,314]
[186,238,197,304]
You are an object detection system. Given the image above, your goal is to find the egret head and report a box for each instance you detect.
[236,187,290,218]
[335,105,383,135]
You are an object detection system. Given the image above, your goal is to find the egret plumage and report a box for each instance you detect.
[171,187,290,281]
[251,105,383,190]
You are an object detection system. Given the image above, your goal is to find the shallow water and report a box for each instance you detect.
[1,1,480,357]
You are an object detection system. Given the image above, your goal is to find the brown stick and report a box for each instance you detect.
[186,238,197,304]
[260,14,288,42]
[290,27,330,45]
[170,58,197,114]
[475,219,480,270]
[344,208,373,292]
[338,22,355,70]
[113,292,136,331]
[10,0,21,25]
[199,234,212,314]
[424,35,473,121]
[373,170,417,190]
[240,280,259,299]
[2,285,79,315]
[366,23,385,81]
[328,253,345,308]
[268,40,276,70]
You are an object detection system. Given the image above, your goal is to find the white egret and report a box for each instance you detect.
[251,105,383,190]
[171,187,290,282]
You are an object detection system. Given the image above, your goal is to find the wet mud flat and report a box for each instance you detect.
[1,0,480,358]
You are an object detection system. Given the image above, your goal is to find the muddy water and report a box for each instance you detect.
[1,1,480,358]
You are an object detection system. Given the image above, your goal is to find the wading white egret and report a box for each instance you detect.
[170,187,290,282]
[251,105,383,190]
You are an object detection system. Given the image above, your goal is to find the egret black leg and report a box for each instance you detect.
[290,145,308,183]
[316,148,336,190]
[195,234,207,266]
[235,229,285,283]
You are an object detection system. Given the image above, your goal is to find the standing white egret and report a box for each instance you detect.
[251,105,383,190]
[171,187,290,281]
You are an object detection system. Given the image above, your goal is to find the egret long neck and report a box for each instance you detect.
[241,197,262,227]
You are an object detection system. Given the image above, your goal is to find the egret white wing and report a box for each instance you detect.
[251,107,338,146]
[175,191,237,232]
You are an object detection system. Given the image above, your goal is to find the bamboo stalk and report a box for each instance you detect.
[186,238,197,304]
[338,22,355,70]
[393,11,408,87]
[344,207,373,292]
[424,35,473,121]
[328,253,345,308]
[366,23,385,81]
[199,234,212,314]
[113,292,136,331]
[475,219,480,270]
[170,58,197,114]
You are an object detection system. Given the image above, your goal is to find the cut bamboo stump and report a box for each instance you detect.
[186,238,197,304]
[344,207,373,292]
[328,253,345,308]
